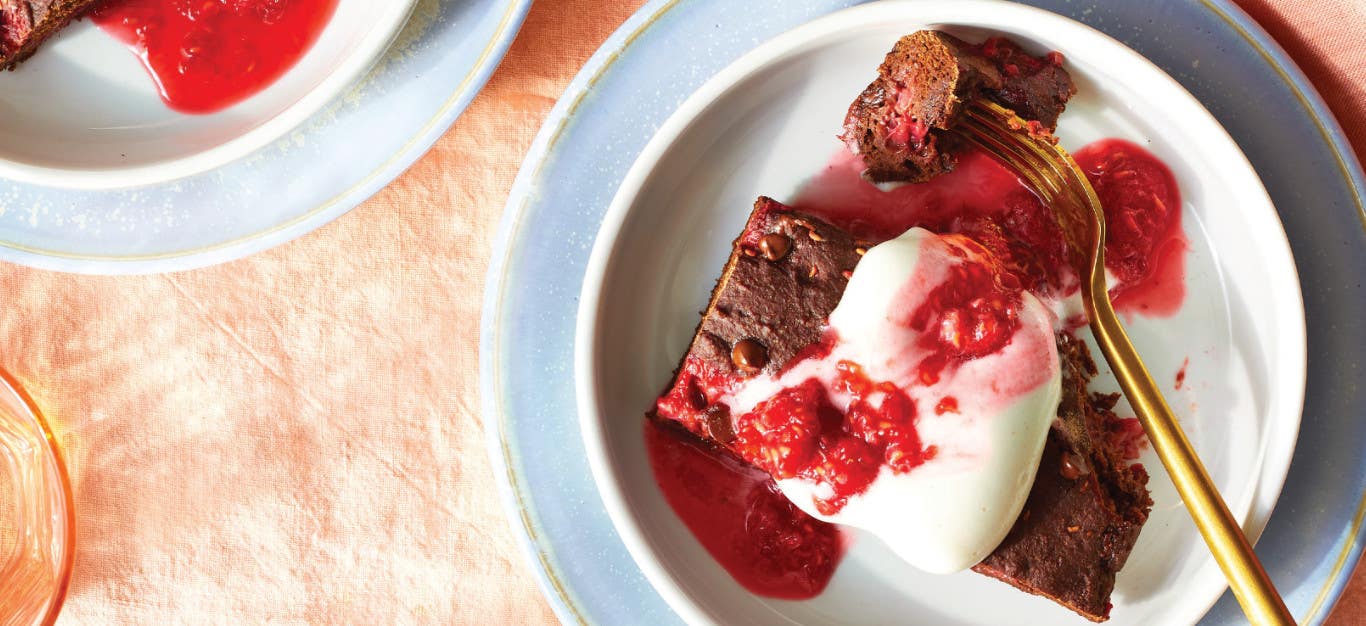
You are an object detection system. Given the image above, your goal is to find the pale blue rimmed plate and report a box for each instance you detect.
[0,0,531,274]
[482,0,1366,623]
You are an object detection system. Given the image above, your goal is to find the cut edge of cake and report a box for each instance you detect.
[2,0,99,71]
[841,30,1077,185]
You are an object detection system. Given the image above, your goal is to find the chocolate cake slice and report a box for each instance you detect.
[973,331,1151,620]
[654,197,1151,621]
[2,0,97,70]
[841,31,1076,184]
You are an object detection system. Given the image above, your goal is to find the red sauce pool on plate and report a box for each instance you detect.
[1072,139,1187,317]
[91,0,341,114]
[792,149,1074,300]
[644,420,844,599]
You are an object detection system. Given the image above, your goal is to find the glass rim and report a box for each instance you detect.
[0,369,76,626]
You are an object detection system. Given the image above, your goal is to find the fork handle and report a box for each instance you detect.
[1087,291,1294,626]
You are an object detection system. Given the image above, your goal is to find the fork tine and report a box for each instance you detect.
[957,115,1065,200]
[969,103,1104,236]
[955,116,1063,201]
[963,105,1076,194]
[964,108,1089,212]
[963,106,1061,172]
[951,103,1101,271]
[956,114,1096,262]
[953,130,1058,204]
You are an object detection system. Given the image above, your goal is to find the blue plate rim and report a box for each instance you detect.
[480,0,1366,623]
[1197,2,1366,620]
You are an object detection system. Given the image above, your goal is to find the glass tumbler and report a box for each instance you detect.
[0,371,74,626]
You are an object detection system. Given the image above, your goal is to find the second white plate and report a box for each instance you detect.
[0,0,531,273]
[0,0,416,189]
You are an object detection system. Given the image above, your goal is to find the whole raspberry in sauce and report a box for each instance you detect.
[732,380,825,478]
[804,434,882,515]
[726,360,936,515]
[906,237,1024,384]
[838,361,931,473]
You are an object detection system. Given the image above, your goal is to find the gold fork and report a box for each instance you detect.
[952,100,1294,626]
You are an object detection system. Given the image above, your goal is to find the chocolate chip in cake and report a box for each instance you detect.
[731,338,768,373]
[1060,451,1090,480]
[759,234,791,261]
[686,379,708,411]
[704,404,734,444]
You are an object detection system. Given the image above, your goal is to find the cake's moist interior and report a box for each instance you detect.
[1,3,33,58]
[840,31,1076,184]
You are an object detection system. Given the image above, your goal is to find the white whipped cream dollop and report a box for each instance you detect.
[726,227,1063,574]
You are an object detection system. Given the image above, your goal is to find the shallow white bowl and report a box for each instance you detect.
[576,1,1307,624]
[0,0,415,190]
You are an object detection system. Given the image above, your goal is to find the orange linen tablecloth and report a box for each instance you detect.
[0,0,1360,623]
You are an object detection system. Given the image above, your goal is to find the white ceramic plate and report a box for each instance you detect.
[0,0,416,189]
[575,1,1306,624]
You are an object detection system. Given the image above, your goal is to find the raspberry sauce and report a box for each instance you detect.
[1072,139,1186,317]
[793,149,1073,299]
[729,363,934,515]
[905,237,1024,385]
[91,0,340,114]
[792,139,1187,315]
[655,355,736,438]
[644,420,844,599]
[660,357,934,518]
